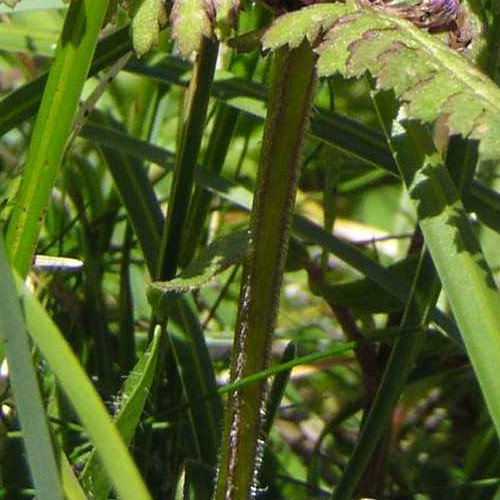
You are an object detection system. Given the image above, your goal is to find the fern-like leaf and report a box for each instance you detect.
[262,2,500,162]
[170,0,213,56]
[130,0,168,56]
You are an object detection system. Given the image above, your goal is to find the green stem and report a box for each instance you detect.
[156,37,219,281]
[214,40,317,499]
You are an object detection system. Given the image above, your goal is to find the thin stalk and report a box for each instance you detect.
[156,37,219,281]
[214,40,317,499]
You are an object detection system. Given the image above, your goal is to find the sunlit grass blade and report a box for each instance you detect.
[16,274,151,500]
[0,235,63,500]
[6,0,112,277]
[390,119,500,436]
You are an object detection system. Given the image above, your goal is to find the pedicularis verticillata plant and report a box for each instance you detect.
[0,0,499,498]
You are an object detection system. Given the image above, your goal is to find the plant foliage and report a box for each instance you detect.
[0,0,499,498]
[263,2,500,161]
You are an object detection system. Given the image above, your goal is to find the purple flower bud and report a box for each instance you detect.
[394,0,461,30]
[360,0,461,30]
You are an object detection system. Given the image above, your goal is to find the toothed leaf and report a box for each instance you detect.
[170,0,213,57]
[262,3,353,50]
[264,1,500,161]
[131,0,167,56]
[149,230,248,296]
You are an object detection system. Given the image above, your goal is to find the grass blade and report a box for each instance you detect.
[393,120,500,435]
[0,235,63,500]
[80,325,162,498]
[6,0,112,277]
[0,25,131,137]
[17,274,151,499]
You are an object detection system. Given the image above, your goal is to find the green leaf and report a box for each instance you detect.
[264,2,500,162]
[0,235,63,500]
[5,0,112,278]
[262,3,352,50]
[149,230,247,295]
[318,8,500,161]
[392,119,500,447]
[0,25,131,138]
[80,326,161,498]
[17,276,151,499]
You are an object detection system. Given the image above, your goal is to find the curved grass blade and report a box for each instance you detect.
[0,235,63,500]
[16,275,151,499]
[6,0,112,277]
[394,119,500,433]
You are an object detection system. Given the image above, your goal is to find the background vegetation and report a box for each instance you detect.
[0,0,499,498]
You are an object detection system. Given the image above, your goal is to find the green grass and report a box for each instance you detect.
[0,0,499,498]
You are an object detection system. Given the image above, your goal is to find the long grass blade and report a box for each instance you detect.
[16,274,151,500]
[6,0,112,277]
[0,235,63,500]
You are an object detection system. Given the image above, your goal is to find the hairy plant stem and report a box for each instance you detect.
[214,40,317,499]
